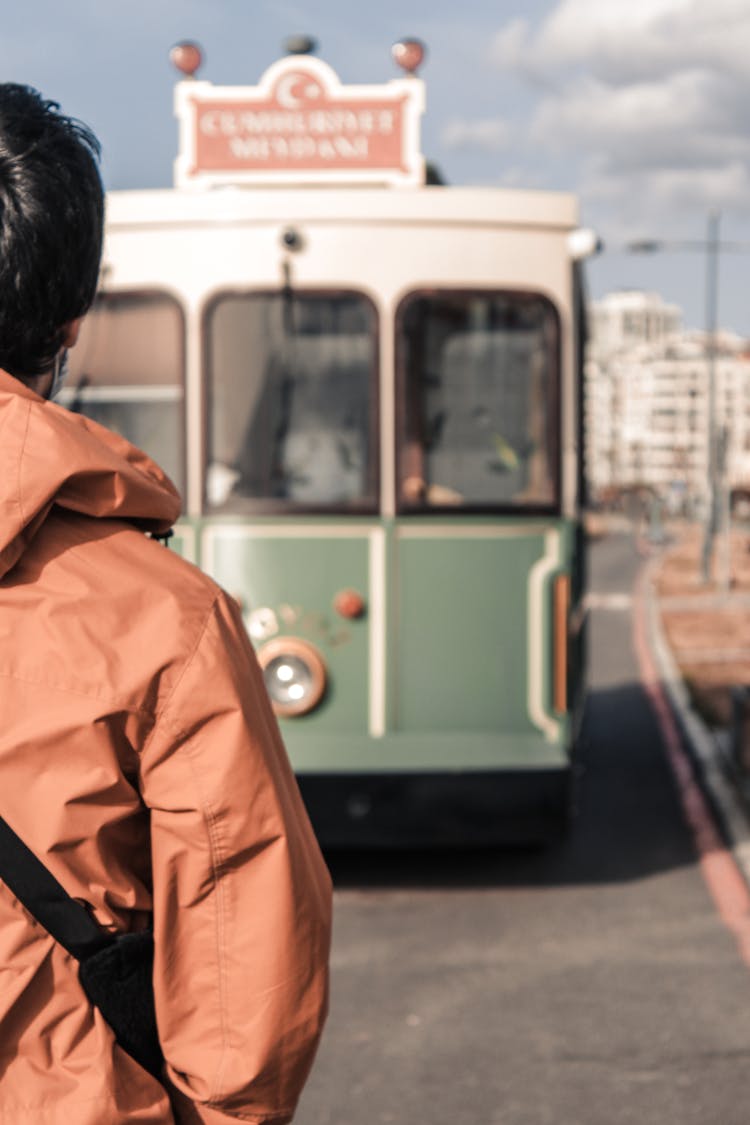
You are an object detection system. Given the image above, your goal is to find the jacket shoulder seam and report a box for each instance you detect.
[146,589,224,733]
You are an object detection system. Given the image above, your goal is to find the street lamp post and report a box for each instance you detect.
[702,211,720,585]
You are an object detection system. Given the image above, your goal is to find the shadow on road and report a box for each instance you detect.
[324,679,699,891]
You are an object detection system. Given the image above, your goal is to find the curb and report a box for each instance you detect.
[643,554,750,889]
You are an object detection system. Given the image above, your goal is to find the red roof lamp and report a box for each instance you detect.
[391,38,426,75]
[170,41,204,78]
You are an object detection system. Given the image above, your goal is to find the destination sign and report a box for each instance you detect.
[174,55,425,188]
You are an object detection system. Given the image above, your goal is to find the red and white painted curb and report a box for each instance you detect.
[634,559,750,966]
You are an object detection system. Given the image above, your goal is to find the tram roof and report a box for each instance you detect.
[105,185,579,233]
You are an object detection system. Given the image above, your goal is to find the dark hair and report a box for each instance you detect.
[0,84,104,378]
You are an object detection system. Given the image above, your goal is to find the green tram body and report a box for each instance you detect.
[67,185,591,845]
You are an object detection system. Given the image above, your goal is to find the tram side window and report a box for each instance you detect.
[206,292,377,512]
[397,292,559,510]
[65,292,185,498]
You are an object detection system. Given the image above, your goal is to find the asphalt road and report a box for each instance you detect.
[294,530,750,1125]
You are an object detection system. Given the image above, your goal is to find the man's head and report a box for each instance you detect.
[0,84,104,381]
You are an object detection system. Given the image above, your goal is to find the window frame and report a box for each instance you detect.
[394,286,562,516]
[202,286,381,516]
[65,287,187,504]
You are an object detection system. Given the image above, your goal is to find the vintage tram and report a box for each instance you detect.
[65,41,595,844]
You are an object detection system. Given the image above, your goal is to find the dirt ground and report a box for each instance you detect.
[653,522,750,730]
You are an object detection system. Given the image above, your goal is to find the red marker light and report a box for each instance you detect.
[391,38,426,75]
[170,41,204,78]
[333,589,366,620]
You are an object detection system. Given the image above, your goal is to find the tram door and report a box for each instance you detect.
[393,289,563,738]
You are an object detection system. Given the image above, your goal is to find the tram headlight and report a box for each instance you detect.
[257,637,327,718]
[568,227,602,260]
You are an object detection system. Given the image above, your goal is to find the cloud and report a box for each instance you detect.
[531,71,750,172]
[441,117,512,153]
[491,0,750,85]
[584,160,750,218]
[485,0,750,223]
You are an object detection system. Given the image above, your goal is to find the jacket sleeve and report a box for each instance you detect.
[138,590,332,1124]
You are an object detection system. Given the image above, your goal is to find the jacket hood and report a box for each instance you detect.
[0,368,181,579]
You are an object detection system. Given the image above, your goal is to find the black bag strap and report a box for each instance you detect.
[0,815,112,961]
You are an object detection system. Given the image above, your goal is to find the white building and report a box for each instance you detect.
[588,289,682,360]
[586,291,750,510]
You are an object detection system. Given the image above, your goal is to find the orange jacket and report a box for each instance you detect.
[0,369,332,1124]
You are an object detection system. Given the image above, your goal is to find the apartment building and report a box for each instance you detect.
[588,289,682,360]
[585,290,750,510]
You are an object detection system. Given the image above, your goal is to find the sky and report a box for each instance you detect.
[3,0,750,335]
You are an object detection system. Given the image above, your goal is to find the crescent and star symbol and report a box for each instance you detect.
[276,73,322,109]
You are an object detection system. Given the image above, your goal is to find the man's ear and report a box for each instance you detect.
[62,317,84,348]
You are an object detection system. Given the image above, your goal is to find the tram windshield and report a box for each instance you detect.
[206,291,378,512]
[397,291,559,511]
[65,292,185,496]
